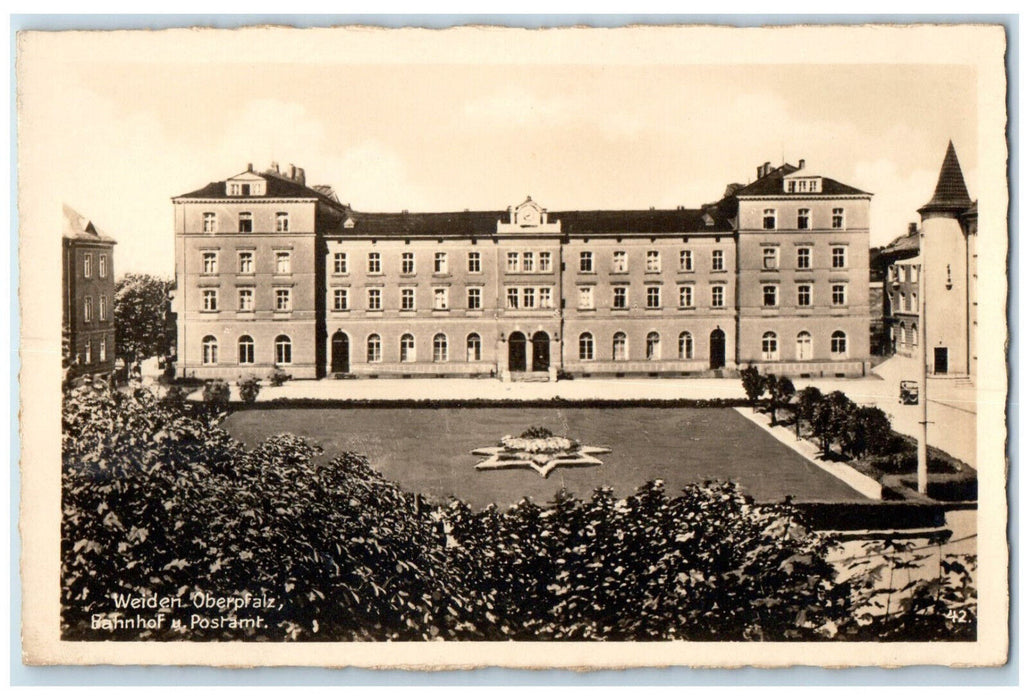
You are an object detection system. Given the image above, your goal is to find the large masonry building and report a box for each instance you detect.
[172,159,871,380]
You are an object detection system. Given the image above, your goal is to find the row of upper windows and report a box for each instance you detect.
[760,284,849,307]
[761,207,846,230]
[761,246,847,270]
[580,249,726,273]
[201,288,293,312]
[202,212,291,234]
[759,330,850,360]
[74,335,111,365]
[202,250,292,275]
[892,290,919,313]
[889,264,920,283]
[578,285,729,310]
[81,295,109,322]
[81,253,109,279]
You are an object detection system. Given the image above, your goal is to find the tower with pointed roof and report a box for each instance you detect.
[918,141,977,377]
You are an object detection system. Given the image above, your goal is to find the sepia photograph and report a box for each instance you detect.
[16,21,1010,669]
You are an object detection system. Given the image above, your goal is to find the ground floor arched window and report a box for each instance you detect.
[796,331,812,360]
[466,333,481,362]
[761,331,779,361]
[613,332,627,361]
[579,332,594,361]
[238,335,255,365]
[400,333,415,363]
[202,335,218,365]
[646,332,661,360]
[275,335,292,365]
[831,330,848,358]
[367,334,381,363]
[678,331,693,360]
[433,333,448,362]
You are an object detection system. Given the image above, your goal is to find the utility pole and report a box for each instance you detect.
[917,237,929,495]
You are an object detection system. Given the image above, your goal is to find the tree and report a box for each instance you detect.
[810,390,855,458]
[767,375,796,426]
[740,366,766,409]
[839,405,894,459]
[113,273,175,363]
[795,386,823,438]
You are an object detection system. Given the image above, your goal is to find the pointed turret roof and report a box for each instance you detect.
[919,141,973,215]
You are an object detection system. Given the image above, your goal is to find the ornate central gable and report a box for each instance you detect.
[497,196,561,234]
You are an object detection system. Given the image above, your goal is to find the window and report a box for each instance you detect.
[506,287,520,309]
[522,288,535,309]
[911,265,919,283]
[99,255,108,278]
[84,297,93,322]
[830,330,848,357]
[402,252,415,274]
[711,285,725,308]
[646,332,661,360]
[679,285,694,308]
[679,250,693,272]
[367,334,382,363]
[646,250,660,273]
[797,284,812,307]
[613,332,628,361]
[578,286,594,310]
[401,288,416,310]
[203,212,217,233]
[832,284,847,306]
[275,288,292,311]
[797,208,811,230]
[539,252,552,272]
[202,252,218,274]
[793,332,811,360]
[238,335,255,365]
[466,333,482,362]
[367,288,382,310]
[99,337,107,362]
[762,247,779,270]
[522,252,535,272]
[580,251,594,273]
[238,288,254,311]
[796,247,811,270]
[911,292,918,311]
[712,250,724,271]
[613,286,628,309]
[467,251,481,273]
[467,287,482,310]
[275,251,291,274]
[900,292,908,312]
[911,323,919,346]
[434,288,449,310]
[83,254,92,278]
[539,287,553,308]
[274,335,292,365]
[434,252,448,274]
[238,251,254,274]
[613,250,628,273]
[238,212,253,233]
[578,332,595,361]
[506,252,520,273]
[433,333,448,362]
[762,285,778,307]
[763,209,776,230]
[400,334,415,363]
[832,208,845,229]
[368,252,381,274]
[333,288,349,311]
[202,335,218,365]
[275,212,289,232]
[831,246,847,269]
[84,340,92,364]
[333,252,348,274]
[202,289,218,311]
[761,332,779,361]
[678,332,694,360]
[646,287,661,309]
[99,296,107,321]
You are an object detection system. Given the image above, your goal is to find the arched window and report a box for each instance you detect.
[612,332,627,361]
[466,333,481,362]
[202,335,218,365]
[796,331,812,360]
[238,335,255,365]
[99,336,107,362]
[578,332,594,361]
[646,332,661,361]
[761,332,779,361]
[911,323,918,347]
[678,331,693,360]
[84,340,92,364]
[274,335,292,365]
[367,334,382,363]
[831,331,848,358]
[400,333,415,363]
[433,333,448,363]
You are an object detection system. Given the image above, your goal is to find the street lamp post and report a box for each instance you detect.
[917,235,929,495]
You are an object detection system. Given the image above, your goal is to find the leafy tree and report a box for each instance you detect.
[811,391,855,458]
[202,379,231,413]
[740,366,766,409]
[767,375,796,426]
[795,386,824,437]
[113,273,174,363]
[839,405,894,459]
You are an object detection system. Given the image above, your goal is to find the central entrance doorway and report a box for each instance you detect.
[531,331,550,372]
[508,332,527,372]
[709,329,726,369]
[331,331,350,374]
[934,347,949,375]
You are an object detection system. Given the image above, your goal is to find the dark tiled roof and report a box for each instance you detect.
[62,204,117,243]
[175,173,346,210]
[920,141,973,214]
[735,163,870,197]
[880,231,920,261]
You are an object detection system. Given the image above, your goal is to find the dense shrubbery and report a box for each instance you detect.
[62,380,975,642]
[268,368,290,387]
[238,377,261,404]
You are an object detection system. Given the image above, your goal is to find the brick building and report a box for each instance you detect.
[62,204,117,379]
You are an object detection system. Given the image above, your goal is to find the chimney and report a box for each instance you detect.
[295,167,305,186]
[756,165,764,180]
[247,162,253,172]
[908,222,918,235]
[270,161,279,174]
[798,158,805,170]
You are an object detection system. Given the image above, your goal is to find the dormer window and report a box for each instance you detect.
[783,177,822,194]
[227,177,266,196]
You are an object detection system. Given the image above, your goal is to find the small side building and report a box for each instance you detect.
[62,204,117,379]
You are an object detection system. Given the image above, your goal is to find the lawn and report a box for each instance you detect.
[223,406,869,509]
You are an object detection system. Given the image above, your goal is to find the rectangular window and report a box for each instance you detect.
[99,254,108,278]
[83,254,92,278]
[84,297,93,322]
[238,251,254,274]
[368,252,381,274]
[613,250,628,273]
[712,250,724,271]
[401,288,416,310]
[279,288,298,311]
[763,209,776,230]
[797,284,812,307]
[711,285,725,308]
[911,265,919,283]
[762,247,779,270]
[434,288,449,310]
[506,251,520,273]
[522,287,535,309]
[238,288,254,312]
[678,285,694,308]
[613,286,628,309]
[275,212,290,232]
[796,247,811,269]
[467,287,482,309]
[832,284,848,306]
[679,250,693,272]
[467,251,481,273]
[578,286,594,310]
[580,251,594,273]
[646,287,661,309]
[832,208,845,229]
[763,285,778,307]
[645,250,660,273]
[333,288,349,311]
[333,252,348,274]
[401,252,415,274]
[99,295,107,321]
[538,251,552,272]
[797,208,811,230]
[202,252,218,274]
[203,212,216,233]
[506,287,520,309]
[832,247,847,269]
[522,252,535,272]
[238,212,252,233]
[275,251,291,274]
[539,287,553,308]
[202,290,218,311]
[367,288,382,310]
[434,252,448,274]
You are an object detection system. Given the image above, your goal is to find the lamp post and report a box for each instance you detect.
[917,238,929,495]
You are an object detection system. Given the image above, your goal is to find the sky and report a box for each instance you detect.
[20,28,981,278]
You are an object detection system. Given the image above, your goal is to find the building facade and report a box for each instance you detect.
[173,159,872,381]
[62,204,117,378]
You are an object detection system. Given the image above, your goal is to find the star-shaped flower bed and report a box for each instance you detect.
[472,430,611,478]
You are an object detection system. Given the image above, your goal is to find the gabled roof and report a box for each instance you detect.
[62,204,116,243]
[735,163,870,197]
[920,141,973,214]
